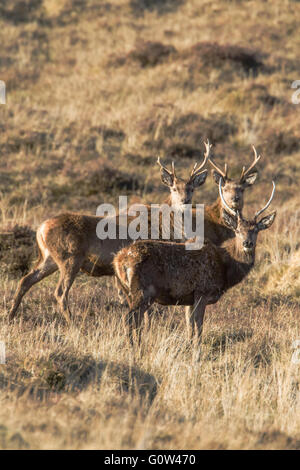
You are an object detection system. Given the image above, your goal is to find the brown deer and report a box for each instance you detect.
[8,145,210,323]
[204,145,261,246]
[157,156,208,208]
[114,153,209,301]
[113,180,276,346]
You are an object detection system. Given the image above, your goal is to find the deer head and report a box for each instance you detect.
[220,179,276,256]
[209,145,261,212]
[157,140,211,209]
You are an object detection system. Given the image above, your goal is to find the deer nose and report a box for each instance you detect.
[243,240,253,249]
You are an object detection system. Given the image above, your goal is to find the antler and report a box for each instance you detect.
[190,139,211,179]
[157,157,176,178]
[208,153,228,180]
[254,181,276,219]
[240,145,261,182]
[171,161,177,178]
[218,179,236,217]
[219,178,276,220]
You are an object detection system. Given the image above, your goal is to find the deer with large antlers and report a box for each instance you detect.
[113,180,276,346]
[204,145,261,245]
[114,151,209,301]
[8,145,210,323]
[157,152,209,208]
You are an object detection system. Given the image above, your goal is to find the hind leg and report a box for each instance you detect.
[54,255,84,323]
[9,256,58,321]
[114,277,128,306]
[185,294,207,362]
[185,295,207,344]
[126,295,154,347]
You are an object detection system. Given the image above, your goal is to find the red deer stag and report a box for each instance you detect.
[8,145,210,323]
[204,145,261,245]
[113,180,276,346]
[157,155,208,208]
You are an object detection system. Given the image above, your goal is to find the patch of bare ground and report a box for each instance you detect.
[0,225,36,278]
[261,130,300,156]
[0,0,43,24]
[117,40,177,68]
[180,42,265,86]
[255,430,300,450]
[0,0,112,26]
[66,161,143,198]
[141,112,237,158]
[183,42,263,73]
[130,0,184,16]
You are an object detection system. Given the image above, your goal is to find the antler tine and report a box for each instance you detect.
[209,157,228,179]
[157,156,173,177]
[254,181,276,219]
[190,139,211,178]
[171,161,177,178]
[204,139,212,160]
[219,179,237,217]
[240,145,261,181]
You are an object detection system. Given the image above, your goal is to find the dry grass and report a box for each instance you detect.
[0,0,299,450]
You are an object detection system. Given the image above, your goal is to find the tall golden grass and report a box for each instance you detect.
[0,0,299,449]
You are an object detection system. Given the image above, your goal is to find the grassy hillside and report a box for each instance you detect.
[0,0,299,449]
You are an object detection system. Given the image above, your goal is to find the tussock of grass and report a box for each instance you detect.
[181,42,264,77]
[117,40,177,68]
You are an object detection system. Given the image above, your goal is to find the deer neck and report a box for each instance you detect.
[205,198,235,245]
[164,194,173,206]
[207,197,224,223]
[164,193,185,211]
[209,197,240,224]
[220,239,255,289]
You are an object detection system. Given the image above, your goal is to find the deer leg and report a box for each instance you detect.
[114,277,132,334]
[54,256,83,324]
[54,273,66,317]
[185,306,194,341]
[143,309,150,335]
[9,255,58,322]
[192,294,207,346]
[114,276,128,306]
[127,297,154,347]
[121,291,133,335]
[185,295,207,345]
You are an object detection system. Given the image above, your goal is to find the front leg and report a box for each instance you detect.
[126,297,154,348]
[185,294,207,345]
[185,306,194,341]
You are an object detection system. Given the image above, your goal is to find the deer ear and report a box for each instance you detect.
[160,169,174,187]
[242,172,258,188]
[212,170,225,186]
[257,210,276,231]
[191,170,208,188]
[223,211,237,230]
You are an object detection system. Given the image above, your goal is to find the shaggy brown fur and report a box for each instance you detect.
[203,149,259,245]
[8,159,208,323]
[114,210,276,346]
